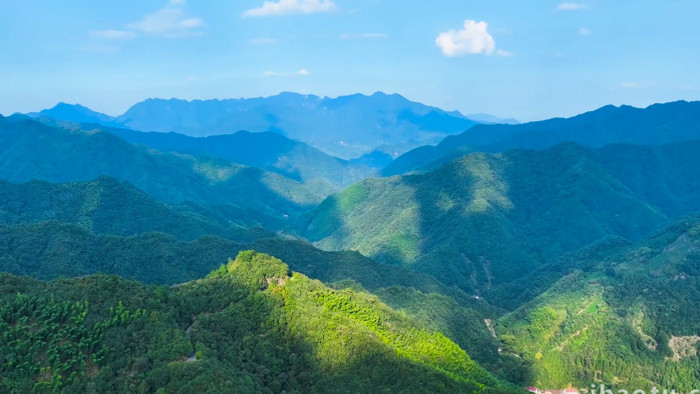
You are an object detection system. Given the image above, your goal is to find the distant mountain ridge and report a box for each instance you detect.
[383,100,700,176]
[27,102,115,124]
[25,92,483,159]
[115,92,478,158]
[99,127,382,189]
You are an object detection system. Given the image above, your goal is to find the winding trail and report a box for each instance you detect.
[186,324,197,362]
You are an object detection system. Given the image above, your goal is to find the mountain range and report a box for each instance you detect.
[299,140,700,302]
[4,95,700,391]
[28,92,485,159]
[0,114,331,227]
[98,127,387,190]
[383,100,700,176]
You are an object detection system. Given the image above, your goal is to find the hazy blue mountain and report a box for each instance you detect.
[465,113,519,125]
[348,150,394,168]
[99,127,380,189]
[0,115,330,225]
[112,92,478,158]
[299,141,700,299]
[383,100,700,176]
[26,102,115,124]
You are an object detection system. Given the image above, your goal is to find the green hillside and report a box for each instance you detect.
[0,251,516,393]
[0,177,270,242]
[495,215,700,390]
[0,115,330,225]
[0,220,463,296]
[99,127,379,189]
[298,142,700,301]
[0,220,523,381]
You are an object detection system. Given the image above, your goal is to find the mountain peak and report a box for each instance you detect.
[30,102,115,124]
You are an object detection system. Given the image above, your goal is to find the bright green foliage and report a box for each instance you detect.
[298,141,700,304]
[496,216,700,390]
[375,286,530,383]
[0,251,518,393]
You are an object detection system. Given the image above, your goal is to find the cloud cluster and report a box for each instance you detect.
[557,3,588,11]
[579,27,592,36]
[243,0,336,17]
[90,0,204,42]
[127,0,204,37]
[436,20,505,57]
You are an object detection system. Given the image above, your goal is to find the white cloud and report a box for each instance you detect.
[89,30,137,40]
[579,27,592,36]
[496,49,512,57]
[435,20,497,57]
[243,0,336,17]
[557,3,588,11]
[621,82,640,89]
[339,33,388,39]
[250,37,279,45]
[127,0,205,37]
[263,68,311,77]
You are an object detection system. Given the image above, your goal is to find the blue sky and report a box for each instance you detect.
[1,0,698,121]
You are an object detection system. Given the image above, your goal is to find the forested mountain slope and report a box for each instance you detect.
[0,251,517,393]
[299,141,700,300]
[100,127,379,189]
[0,177,270,242]
[496,215,700,390]
[0,115,329,225]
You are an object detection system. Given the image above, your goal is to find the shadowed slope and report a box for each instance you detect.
[299,142,700,298]
[384,100,700,176]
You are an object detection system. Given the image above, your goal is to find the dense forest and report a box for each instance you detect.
[0,251,517,393]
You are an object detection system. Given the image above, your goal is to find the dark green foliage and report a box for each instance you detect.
[0,252,518,393]
[299,142,700,305]
[0,116,330,225]
[0,293,143,392]
[0,177,270,242]
[0,220,475,298]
